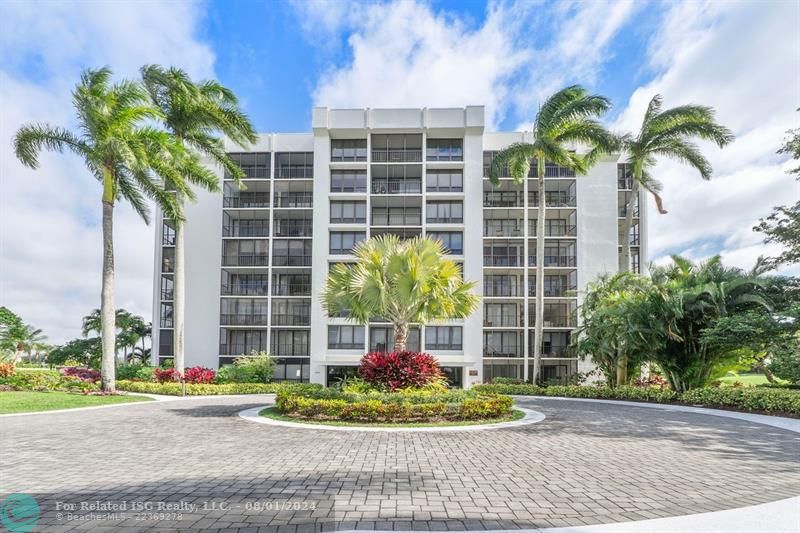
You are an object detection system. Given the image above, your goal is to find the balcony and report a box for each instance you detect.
[220,314,268,326]
[273,219,313,237]
[271,313,310,326]
[219,343,267,356]
[482,346,522,357]
[274,192,313,208]
[223,223,270,237]
[529,307,577,328]
[272,283,311,296]
[371,179,422,194]
[160,288,174,300]
[529,192,577,208]
[222,254,269,267]
[272,254,312,267]
[484,254,524,267]
[484,220,523,237]
[270,343,309,356]
[529,221,577,237]
[372,210,422,227]
[483,276,524,297]
[528,279,577,297]
[484,191,522,207]
[223,193,270,208]
[371,149,422,163]
[426,140,463,162]
[221,283,269,296]
[529,255,578,268]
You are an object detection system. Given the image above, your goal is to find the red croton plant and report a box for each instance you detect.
[358,351,443,391]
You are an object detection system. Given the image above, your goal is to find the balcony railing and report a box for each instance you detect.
[220,314,268,326]
[426,184,463,193]
[273,220,313,237]
[618,176,633,190]
[222,254,269,267]
[223,224,270,237]
[272,283,311,296]
[271,254,312,267]
[371,180,422,194]
[270,343,310,356]
[484,283,523,297]
[160,289,174,300]
[219,343,268,356]
[221,284,269,296]
[274,193,313,208]
[483,192,522,207]
[426,342,463,351]
[223,193,270,208]
[529,314,577,328]
[427,216,463,224]
[484,222,523,237]
[529,255,578,267]
[528,284,577,297]
[275,166,313,179]
[372,213,422,226]
[329,341,364,350]
[371,149,422,163]
[483,316,522,328]
[482,347,522,357]
[539,345,573,358]
[529,223,577,237]
[484,255,524,267]
[529,192,577,207]
[270,313,310,326]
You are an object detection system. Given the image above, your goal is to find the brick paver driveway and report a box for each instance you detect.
[2,395,798,532]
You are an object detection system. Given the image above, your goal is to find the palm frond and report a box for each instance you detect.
[487,143,535,185]
[13,124,90,168]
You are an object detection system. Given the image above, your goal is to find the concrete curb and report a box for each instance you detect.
[239,405,546,432]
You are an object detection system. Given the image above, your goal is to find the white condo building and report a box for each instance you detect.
[151,106,646,388]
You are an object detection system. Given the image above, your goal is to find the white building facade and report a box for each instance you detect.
[152,107,646,388]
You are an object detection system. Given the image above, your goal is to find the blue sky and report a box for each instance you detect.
[1,0,798,342]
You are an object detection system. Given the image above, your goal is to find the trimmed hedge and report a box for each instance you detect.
[0,369,100,393]
[274,386,513,423]
[116,380,292,396]
[473,383,800,416]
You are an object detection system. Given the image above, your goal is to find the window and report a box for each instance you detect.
[483,332,521,357]
[484,241,523,267]
[275,152,313,179]
[220,329,269,356]
[222,273,269,296]
[331,170,367,192]
[220,299,269,326]
[160,275,174,300]
[331,139,367,162]
[426,170,463,192]
[540,332,571,357]
[426,139,463,161]
[426,201,463,223]
[369,326,420,352]
[162,222,175,245]
[328,326,365,349]
[371,134,422,162]
[272,273,311,296]
[226,152,270,179]
[484,274,521,297]
[425,326,462,350]
[160,303,173,328]
[272,240,312,266]
[222,240,269,266]
[159,329,173,356]
[427,231,463,255]
[330,232,366,255]
[161,247,175,273]
[484,303,519,327]
[271,330,309,356]
[271,300,310,326]
[330,201,367,223]
[371,206,421,226]
[618,163,634,189]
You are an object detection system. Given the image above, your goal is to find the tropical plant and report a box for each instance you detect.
[573,273,663,386]
[47,337,102,369]
[322,235,479,351]
[141,65,257,376]
[615,96,733,384]
[216,352,276,384]
[0,307,48,361]
[647,256,771,392]
[487,85,618,383]
[82,308,151,363]
[13,67,190,392]
[358,351,444,391]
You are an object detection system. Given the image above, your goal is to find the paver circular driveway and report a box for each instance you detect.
[2,395,798,532]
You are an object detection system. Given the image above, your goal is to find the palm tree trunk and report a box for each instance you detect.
[616,171,641,387]
[393,322,409,352]
[532,160,546,384]
[100,180,116,393]
[173,196,186,377]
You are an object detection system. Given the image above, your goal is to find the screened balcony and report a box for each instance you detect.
[529,215,577,237]
[273,216,313,237]
[531,331,572,358]
[274,180,313,208]
[272,272,311,297]
[222,240,269,267]
[275,152,313,179]
[331,139,367,162]
[371,164,422,194]
[371,134,422,162]
[223,211,270,237]
[272,240,312,266]
[270,330,310,356]
[618,163,634,189]
[484,214,524,237]
[484,302,522,327]
[483,331,523,357]
[528,272,578,297]
[271,300,311,326]
[219,328,268,356]
[484,241,524,267]
[426,138,463,161]
[529,240,577,267]
[220,299,269,326]
[484,274,524,297]
[225,152,270,179]
[223,181,270,208]
[220,272,269,296]
[529,302,578,328]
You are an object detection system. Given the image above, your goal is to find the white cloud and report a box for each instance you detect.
[613,0,800,275]
[0,0,215,343]
[306,0,638,129]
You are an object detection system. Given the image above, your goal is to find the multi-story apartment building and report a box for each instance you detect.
[152,107,646,388]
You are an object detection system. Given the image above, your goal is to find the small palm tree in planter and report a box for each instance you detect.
[322,235,480,352]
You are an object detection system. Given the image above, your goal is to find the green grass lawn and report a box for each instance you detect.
[0,391,152,414]
[718,372,783,387]
[259,407,526,427]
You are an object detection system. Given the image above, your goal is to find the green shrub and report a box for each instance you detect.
[681,387,800,415]
[489,377,526,385]
[2,369,63,391]
[216,353,276,384]
[116,380,286,396]
[116,364,154,381]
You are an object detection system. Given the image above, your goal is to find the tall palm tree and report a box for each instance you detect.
[141,65,257,375]
[488,85,618,384]
[619,95,734,273]
[322,235,479,351]
[615,96,733,384]
[14,67,183,392]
